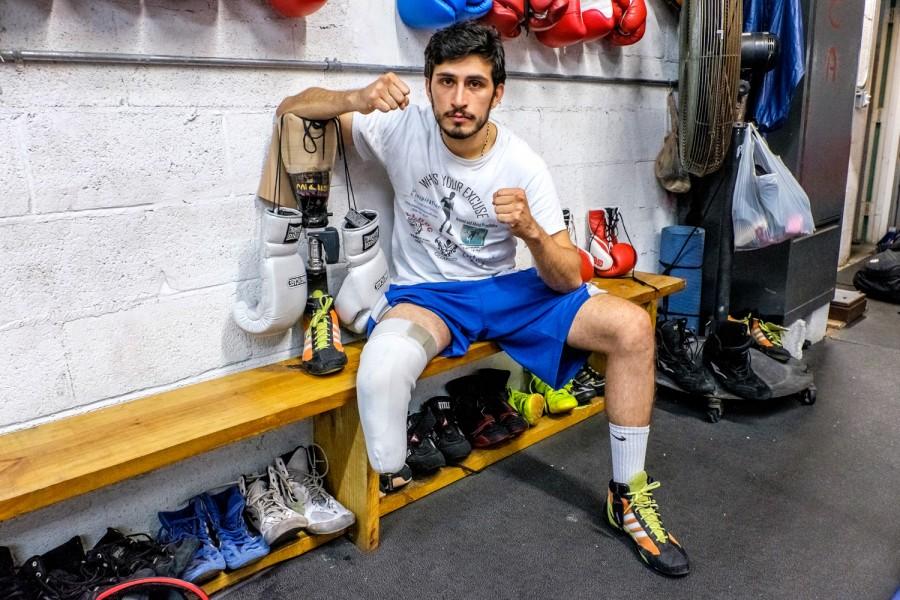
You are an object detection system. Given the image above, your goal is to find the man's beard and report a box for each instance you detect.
[432,103,491,140]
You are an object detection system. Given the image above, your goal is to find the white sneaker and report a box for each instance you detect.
[239,467,309,546]
[273,444,356,535]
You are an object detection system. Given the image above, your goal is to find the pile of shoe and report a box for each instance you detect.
[381,365,607,494]
[656,318,772,401]
[158,444,355,583]
[4,528,194,599]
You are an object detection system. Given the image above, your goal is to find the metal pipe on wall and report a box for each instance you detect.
[0,49,676,88]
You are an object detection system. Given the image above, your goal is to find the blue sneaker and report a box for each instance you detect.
[199,486,270,570]
[157,497,226,583]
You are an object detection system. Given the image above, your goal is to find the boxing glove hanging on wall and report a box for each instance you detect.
[269,0,328,18]
[481,0,527,38]
[398,0,492,29]
[581,0,615,42]
[588,208,637,278]
[528,0,570,31]
[535,0,586,48]
[609,0,646,45]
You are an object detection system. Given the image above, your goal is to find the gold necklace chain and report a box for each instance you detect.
[480,122,492,158]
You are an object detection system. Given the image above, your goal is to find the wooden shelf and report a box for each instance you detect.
[380,398,606,516]
[0,340,500,522]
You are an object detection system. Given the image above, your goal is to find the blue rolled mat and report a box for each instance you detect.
[658,225,705,332]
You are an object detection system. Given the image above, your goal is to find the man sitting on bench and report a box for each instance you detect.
[276,21,690,577]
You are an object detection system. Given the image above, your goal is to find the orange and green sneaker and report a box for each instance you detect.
[507,389,544,426]
[528,374,578,414]
[605,471,690,577]
[301,290,347,376]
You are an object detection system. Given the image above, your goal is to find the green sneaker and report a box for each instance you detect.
[528,374,578,414]
[605,471,690,577]
[507,389,544,426]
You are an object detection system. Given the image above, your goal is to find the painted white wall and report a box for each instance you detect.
[0,0,678,558]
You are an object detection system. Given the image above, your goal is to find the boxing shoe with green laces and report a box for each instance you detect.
[605,471,690,577]
[301,290,347,376]
[528,374,578,414]
[507,389,545,426]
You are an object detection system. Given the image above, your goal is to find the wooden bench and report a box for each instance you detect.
[0,272,683,594]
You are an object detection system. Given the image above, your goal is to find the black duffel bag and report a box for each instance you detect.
[853,245,900,304]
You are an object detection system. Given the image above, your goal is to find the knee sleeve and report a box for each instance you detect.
[356,319,438,474]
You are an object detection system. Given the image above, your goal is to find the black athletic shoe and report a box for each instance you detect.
[656,318,716,395]
[424,396,472,463]
[569,362,606,405]
[606,471,690,577]
[379,464,413,494]
[477,368,529,437]
[406,410,445,476]
[703,320,772,400]
[20,536,114,599]
[446,374,512,448]
[0,547,34,600]
[88,527,179,578]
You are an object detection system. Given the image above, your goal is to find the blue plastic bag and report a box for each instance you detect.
[743,0,806,132]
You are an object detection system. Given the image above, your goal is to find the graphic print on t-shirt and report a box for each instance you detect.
[410,171,497,264]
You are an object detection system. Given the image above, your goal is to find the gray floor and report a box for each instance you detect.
[222,297,900,600]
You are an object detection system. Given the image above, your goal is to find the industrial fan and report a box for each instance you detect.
[674,0,780,325]
[677,0,742,176]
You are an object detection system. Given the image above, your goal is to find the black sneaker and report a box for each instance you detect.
[301,290,348,376]
[569,362,606,405]
[656,319,716,395]
[703,320,772,400]
[87,528,178,581]
[446,374,513,448]
[379,464,413,494]
[476,369,528,437]
[0,547,34,600]
[606,471,690,577]
[20,536,113,599]
[423,396,472,463]
[406,409,446,476]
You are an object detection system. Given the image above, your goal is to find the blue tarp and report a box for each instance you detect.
[744,0,806,131]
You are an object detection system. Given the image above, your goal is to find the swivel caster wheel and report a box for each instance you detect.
[706,398,723,423]
[799,385,817,405]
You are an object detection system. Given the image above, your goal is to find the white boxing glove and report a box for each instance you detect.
[335,210,391,334]
[233,208,308,335]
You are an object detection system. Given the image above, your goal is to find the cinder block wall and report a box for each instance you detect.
[0,0,678,556]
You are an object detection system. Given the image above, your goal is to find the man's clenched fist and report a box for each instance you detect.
[493,188,541,241]
[354,72,411,114]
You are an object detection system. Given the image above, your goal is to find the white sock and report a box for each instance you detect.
[609,423,650,485]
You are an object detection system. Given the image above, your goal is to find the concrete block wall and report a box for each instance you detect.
[0,0,679,556]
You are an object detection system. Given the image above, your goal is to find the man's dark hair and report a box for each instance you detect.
[424,21,507,88]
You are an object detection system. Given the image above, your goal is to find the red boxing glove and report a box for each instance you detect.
[578,248,595,282]
[535,0,586,47]
[609,19,645,45]
[268,0,327,17]
[481,0,527,38]
[611,0,647,34]
[609,0,646,44]
[588,208,637,278]
[528,0,570,32]
[581,0,615,42]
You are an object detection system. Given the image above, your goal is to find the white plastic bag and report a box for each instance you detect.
[732,123,815,250]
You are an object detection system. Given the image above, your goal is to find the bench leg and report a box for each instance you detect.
[314,402,380,551]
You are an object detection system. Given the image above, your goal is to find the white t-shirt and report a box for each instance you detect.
[352,104,565,285]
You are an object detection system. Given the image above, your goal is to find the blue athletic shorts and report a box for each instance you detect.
[366,268,592,389]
